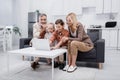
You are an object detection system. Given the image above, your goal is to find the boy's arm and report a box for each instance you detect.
[53,40,62,49]
[54,31,69,49]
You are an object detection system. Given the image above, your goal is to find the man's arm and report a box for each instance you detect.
[33,23,40,38]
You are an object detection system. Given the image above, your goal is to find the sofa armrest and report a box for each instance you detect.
[19,38,32,49]
[95,39,105,63]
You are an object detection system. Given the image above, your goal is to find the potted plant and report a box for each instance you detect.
[6,25,21,37]
[12,26,21,36]
[5,25,22,50]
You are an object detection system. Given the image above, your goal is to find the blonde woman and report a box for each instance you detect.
[62,13,94,72]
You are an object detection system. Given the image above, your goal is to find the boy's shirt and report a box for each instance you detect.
[50,29,69,47]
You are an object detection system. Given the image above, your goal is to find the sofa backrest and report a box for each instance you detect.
[87,29,101,43]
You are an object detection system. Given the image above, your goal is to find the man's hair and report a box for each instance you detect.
[55,19,64,26]
[40,13,47,17]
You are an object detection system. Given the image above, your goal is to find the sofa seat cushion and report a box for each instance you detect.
[77,48,96,59]
[24,45,31,48]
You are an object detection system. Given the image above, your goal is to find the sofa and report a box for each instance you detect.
[76,29,105,69]
[19,29,105,69]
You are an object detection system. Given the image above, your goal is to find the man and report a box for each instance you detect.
[31,13,47,70]
[33,13,47,38]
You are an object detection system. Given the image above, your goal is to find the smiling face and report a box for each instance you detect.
[66,16,73,27]
[47,23,54,33]
[55,19,64,32]
[66,13,78,32]
[39,14,47,25]
[55,23,64,32]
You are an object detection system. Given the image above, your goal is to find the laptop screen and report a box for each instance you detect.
[32,38,51,51]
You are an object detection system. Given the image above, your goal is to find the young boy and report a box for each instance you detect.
[50,19,69,69]
[31,23,55,69]
[44,23,55,64]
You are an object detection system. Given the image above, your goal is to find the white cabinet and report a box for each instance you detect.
[118,29,120,49]
[111,0,120,13]
[82,0,96,7]
[52,0,82,15]
[102,29,110,47]
[64,0,82,15]
[102,29,117,48]
[96,0,119,14]
[109,30,117,48]
[104,0,111,13]
[96,0,104,14]
[104,0,119,13]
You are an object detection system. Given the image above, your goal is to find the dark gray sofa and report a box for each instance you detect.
[19,29,105,69]
[76,30,105,69]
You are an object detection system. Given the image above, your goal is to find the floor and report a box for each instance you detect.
[0,46,120,80]
[95,49,120,80]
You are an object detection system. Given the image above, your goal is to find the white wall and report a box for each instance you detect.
[29,0,55,22]
[79,8,115,28]
[12,0,29,45]
[6,0,120,46]
[0,0,13,25]
[27,0,120,28]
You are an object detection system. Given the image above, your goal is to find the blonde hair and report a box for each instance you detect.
[66,12,78,32]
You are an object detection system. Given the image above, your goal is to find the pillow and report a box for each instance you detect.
[87,32,99,43]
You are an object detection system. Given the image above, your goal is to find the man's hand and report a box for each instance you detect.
[41,24,47,29]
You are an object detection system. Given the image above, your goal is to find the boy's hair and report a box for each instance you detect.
[47,23,55,31]
[55,19,64,26]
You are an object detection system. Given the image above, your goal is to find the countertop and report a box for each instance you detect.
[87,28,120,30]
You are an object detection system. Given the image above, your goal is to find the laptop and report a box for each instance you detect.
[32,38,51,51]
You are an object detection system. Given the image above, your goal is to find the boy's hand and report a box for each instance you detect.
[51,46,59,50]
[62,37,69,43]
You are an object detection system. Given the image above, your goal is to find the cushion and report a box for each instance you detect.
[87,32,99,43]
[77,48,96,59]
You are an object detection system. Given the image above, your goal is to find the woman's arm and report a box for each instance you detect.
[69,25,84,41]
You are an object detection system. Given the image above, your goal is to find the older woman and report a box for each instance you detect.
[62,13,94,72]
